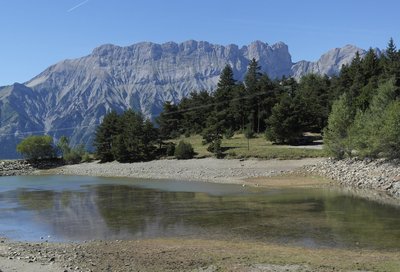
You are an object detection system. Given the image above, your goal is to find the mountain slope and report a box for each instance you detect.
[0,40,365,158]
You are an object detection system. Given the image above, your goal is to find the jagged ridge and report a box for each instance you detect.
[0,40,367,158]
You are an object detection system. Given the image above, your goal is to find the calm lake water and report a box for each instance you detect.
[0,175,399,249]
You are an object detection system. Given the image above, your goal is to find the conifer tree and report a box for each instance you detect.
[94,110,121,162]
[244,58,262,132]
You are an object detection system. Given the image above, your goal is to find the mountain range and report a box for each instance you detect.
[0,40,371,158]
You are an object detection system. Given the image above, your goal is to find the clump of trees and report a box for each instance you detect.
[16,134,89,163]
[157,38,400,160]
[57,136,87,164]
[93,109,159,162]
[17,135,56,160]
[157,59,333,149]
[324,38,400,159]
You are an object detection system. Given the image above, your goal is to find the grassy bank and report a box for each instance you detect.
[172,134,326,159]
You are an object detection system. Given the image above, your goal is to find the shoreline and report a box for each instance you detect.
[1,157,400,271]
[2,157,400,198]
[44,157,324,184]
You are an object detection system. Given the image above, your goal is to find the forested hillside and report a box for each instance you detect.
[155,39,400,159]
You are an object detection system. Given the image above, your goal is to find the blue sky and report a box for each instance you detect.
[0,0,399,85]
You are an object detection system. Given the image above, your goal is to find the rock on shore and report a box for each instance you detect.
[0,160,34,176]
[304,158,400,198]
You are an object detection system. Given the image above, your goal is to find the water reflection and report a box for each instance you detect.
[0,175,399,250]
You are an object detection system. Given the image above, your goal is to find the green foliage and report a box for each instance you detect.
[56,136,85,164]
[378,101,400,159]
[174,140,194,159]
[265,94,305,144]
[207,138,223,158]
[296,74,331,131]
[63,145,85,164]
[94,110,121,162]
[325,78,400,159]
[16,135,56,160]
[346,80,399,158]
[323,94,354,158]
[165,143,176,156]
[155,38,400,160]
[81,152,93,163]
[156,101,181,140]
[94,109,159,163]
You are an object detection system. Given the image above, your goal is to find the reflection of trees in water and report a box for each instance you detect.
[3,185,400,248]
[94,185,274,238]
[323,195,400,249]
[18,189,56,211]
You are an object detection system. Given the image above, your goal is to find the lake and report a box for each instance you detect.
[0,175,399,250]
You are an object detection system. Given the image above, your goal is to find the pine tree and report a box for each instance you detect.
[94,110,121,162]
[265,94,305,144]
[217,65,236,88]
[323,94,354,159]
[244,58,262,132]
[157,101,181,139]
[383,38,400,85]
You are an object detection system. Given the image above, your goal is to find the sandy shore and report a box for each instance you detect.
[50,157,324,184]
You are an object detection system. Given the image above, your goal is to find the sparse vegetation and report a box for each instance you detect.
[172,134,325,159]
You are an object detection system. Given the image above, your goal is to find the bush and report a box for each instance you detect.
[207,138,224,158]
[81,152,93,163]
[63,149,83,164]
[165,143,176,156]
[174,140,194,159]
[17,135,56,160]
[57,136,86,164]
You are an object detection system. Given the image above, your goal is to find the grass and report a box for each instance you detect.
[172,133,327,160]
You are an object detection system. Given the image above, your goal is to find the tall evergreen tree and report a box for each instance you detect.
[213,65,236,131]
[244,58,262,132]
[265,94,306,144]
[323,94,354,159]
[217,65,236,88]
[94,110,121,162]
[157,101,181,139]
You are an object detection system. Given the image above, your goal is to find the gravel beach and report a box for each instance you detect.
[53,157,324,183]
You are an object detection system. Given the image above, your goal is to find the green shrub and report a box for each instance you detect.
[174,140,194,159]
[81,152,93,162]
[17,135,56,160]
[207,138,223,158]
[63,149,83,164]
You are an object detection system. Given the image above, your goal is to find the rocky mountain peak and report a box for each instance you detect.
[0,40,368,158]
